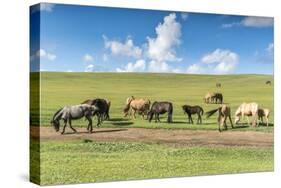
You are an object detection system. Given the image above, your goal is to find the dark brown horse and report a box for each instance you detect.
[182,105,204,124]
[148,101,173,123]
[212,93,223,104]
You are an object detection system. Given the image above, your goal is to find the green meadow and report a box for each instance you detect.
[30,72,274,185]
[36,72,273,131]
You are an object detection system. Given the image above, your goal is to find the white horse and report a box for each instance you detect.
[234,102,259,127]
[51,104,99,134]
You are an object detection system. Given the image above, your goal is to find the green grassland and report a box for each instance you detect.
[35,72,273,131]
[30,72,274,185]
[35,140,273,185]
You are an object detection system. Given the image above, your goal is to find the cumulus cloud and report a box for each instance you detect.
[116,59,146,72]
[102,54,109,62]
[146,13,182,62]
[104,36,142,58]
[186,64,204,74]
[31,48,56,61]
[186,49,239,74]
[83,54,94,62]
[222,16,273,28]
[85,64,95,72]
[201,49,239,74]
[148,61,170,73]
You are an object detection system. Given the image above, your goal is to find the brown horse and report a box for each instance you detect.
[123,96,151,119]
[206,104,233,132]
[204,92,215,104]
[234,102,259,127]
[258,108,270,127]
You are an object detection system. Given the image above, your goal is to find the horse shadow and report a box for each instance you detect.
[63,128,128,135]
[108,118,130,122]
[112,122,134,126]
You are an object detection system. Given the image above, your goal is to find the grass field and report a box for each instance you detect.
[34,72,274,131]
[30,72,274,185]
[32,140,273,185]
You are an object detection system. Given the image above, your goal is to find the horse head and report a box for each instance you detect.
[51,119,60,132]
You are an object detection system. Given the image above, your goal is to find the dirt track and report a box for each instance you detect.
[31,126,273,148]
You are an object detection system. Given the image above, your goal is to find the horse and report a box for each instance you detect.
[123,96,151,119]
[50,104,99,134]
[258,108,270,127]
[216,83,221,88]
[212,93,223,104]
[182,105,204,124]
[265,81,271,85]
[234,102,259,127]
[206,104,233,132]
[148,101,173,123]
[204,92,215,104]
[81,98,111,125]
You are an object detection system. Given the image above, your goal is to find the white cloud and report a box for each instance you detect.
[266,43,274,54]
[31,3,55,13]
[181,13,188,21]
[33,48,56,61]
[40,3,55,12]
[116,59,146,72]
[146,13,182,62]
[242,17,273,27]
[104,36,142,58]
[148,61,170,73]
[201,49,239,74]
[186,64,204,74]
[83,54,94,62]
[66,70,73,72]
[85,64,95,72]
[222,16,273,28]
[102,54,109,62]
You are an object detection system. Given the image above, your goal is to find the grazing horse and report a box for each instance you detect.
[204,92,215,104]
[212,93,223,104]
[266,81,271,85]
[206,104,233,132]
[81,98,111,125]
[258,108,270,127]
[148,101,173,123]
[234,102,259,127]
[50,104,98,134]
[182,105,204,124]
[216,83,221,88]
[123,96,151,119]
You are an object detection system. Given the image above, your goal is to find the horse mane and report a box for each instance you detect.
[52,107,63,120]
[206,108,220,118]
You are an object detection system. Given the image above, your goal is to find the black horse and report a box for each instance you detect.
[266,80,271,85]
[182,105,204,124]
[148,101,173,123]
[81,98,110,126]
[212,93,223,104]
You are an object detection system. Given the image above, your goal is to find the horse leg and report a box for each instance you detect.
[229,115,234,129]
[61,119,67,135]
[133,109,136,119]
[266,116,269,127]
[218,113,222,132]
[157,114,161,122]
[188,114,193,124]
[68,119,77,133]
[87,116,93,133]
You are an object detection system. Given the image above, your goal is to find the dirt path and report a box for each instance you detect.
[31,126,273,148]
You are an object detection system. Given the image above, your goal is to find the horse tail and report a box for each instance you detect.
[168,103,173,122]
[52,107,63,121]
[206,108,219,118]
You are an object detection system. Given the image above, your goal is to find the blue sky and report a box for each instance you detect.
[30,3,274,74]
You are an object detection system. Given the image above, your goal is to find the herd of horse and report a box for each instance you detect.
[51,92,271,134]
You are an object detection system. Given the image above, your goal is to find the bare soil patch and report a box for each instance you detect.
[31,126,273,148]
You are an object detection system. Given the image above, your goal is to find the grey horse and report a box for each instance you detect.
[50,104,99,134]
